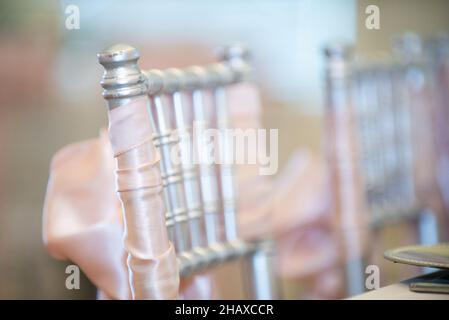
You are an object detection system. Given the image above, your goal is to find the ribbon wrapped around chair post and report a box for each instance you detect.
[98,44,179,299]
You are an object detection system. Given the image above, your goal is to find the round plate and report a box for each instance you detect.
[384,243,449,270]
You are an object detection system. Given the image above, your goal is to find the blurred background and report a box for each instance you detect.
[0,0,448,299]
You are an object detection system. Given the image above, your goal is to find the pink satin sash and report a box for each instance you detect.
[42,131,130,299]
[108,96,179,299]
[227,84,339,296]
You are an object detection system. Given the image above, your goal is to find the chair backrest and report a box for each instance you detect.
[323,34,448,295]
[98,43,277,299]
[324,44,421,227]
[142,46,253,276]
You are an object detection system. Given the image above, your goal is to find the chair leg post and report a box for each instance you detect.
[242,241,280,300]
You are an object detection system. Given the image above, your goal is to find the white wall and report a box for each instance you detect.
[57,0,356,113]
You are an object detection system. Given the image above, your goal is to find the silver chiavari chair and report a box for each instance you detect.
[98,43,278,299]
[323,36,442,296]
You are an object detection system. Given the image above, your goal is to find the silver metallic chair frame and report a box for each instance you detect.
[98,43,278,299]
[323,37,441,296]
